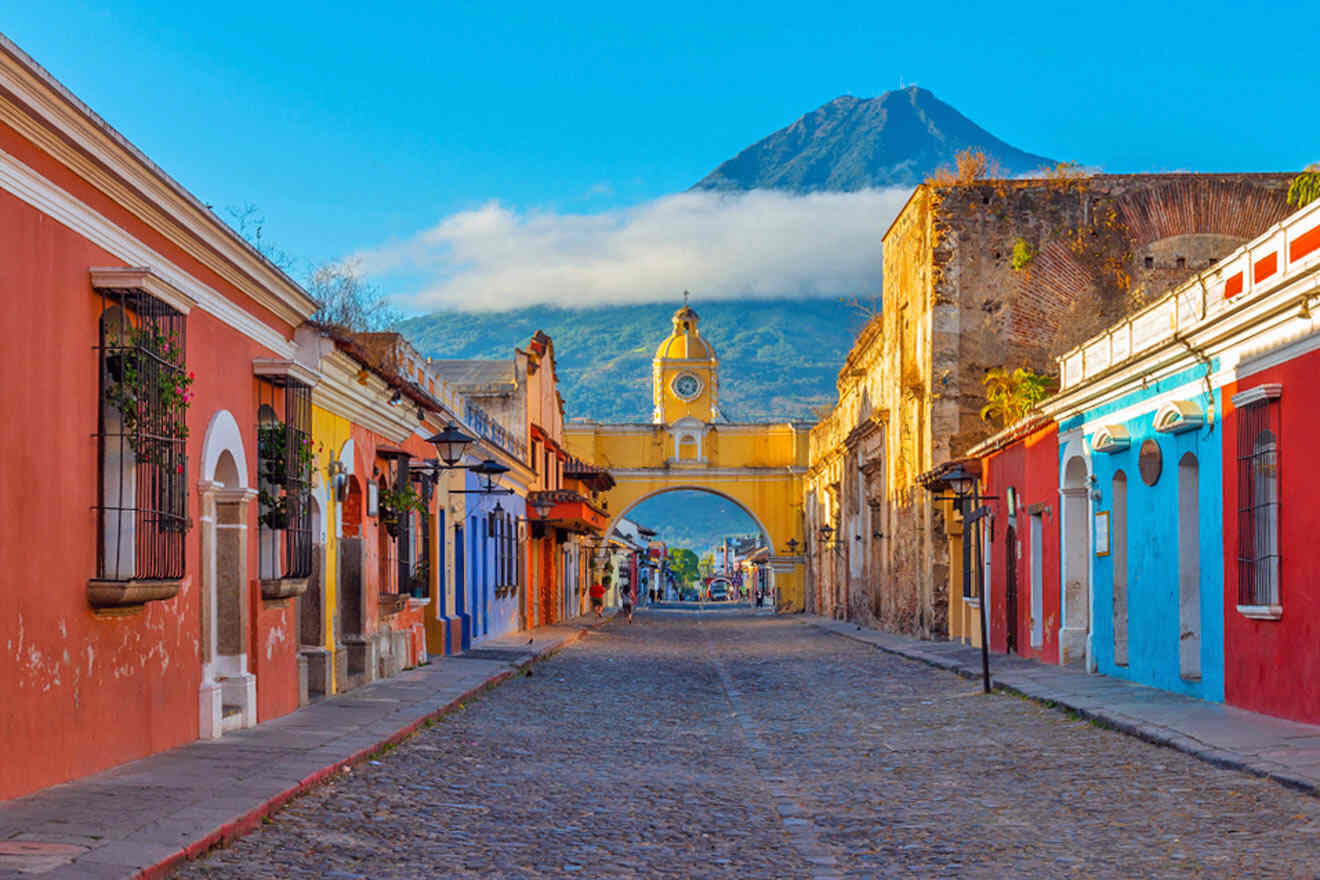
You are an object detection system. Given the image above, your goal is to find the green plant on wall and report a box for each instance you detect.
[1288,163,1320,208]
[980,367,1054,427]
[257,422,314,485]
[1010,237,1035,271]
[103,321,194,467]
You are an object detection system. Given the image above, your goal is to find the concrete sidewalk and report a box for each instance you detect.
[0,615,609,879]
[808,615,1320,796]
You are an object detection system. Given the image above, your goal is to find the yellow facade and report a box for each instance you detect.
[564,301,811,610]
[311,402,353,693]
[652,302,721,425]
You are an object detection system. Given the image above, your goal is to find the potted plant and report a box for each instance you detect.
[102,321,194,467]
[378,483,424,539]
[409,560,429,598]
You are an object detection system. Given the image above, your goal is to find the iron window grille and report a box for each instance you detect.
[256,378,313,581]
[1237,397,1280,606]
[96,290,190,581]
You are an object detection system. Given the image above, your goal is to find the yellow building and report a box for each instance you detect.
[564,299,810,610]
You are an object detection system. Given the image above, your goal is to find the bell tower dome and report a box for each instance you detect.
[652,292,720,425]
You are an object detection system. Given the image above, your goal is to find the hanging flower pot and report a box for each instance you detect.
[383,516,401,539]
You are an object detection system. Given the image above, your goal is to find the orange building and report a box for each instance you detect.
[0,38,320,799]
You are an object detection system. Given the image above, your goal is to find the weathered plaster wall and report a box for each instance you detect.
[809,173,1293,641]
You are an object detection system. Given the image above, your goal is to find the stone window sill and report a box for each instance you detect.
[260,578,308,601]
[1236,604,1282,621]
[87,578,182,609]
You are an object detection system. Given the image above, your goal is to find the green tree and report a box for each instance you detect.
[1288,163,1320,209]
[667,548,699,585]
[980,367,1053,428]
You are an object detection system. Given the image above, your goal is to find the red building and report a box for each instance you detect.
[1221,348,1319,723]
[0,39,318,799]
[971,421,1063,665]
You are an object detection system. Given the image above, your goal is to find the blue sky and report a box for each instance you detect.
[4,1,1316,310]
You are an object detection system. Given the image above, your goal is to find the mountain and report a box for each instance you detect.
[396,299,871,423]
[693,86,1055,192]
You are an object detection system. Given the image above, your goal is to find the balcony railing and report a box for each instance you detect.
[464,400,527,462]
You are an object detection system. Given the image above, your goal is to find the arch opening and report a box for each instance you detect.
[611,487,774,605]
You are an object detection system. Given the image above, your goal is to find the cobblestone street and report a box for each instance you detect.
[177,609,1320,879]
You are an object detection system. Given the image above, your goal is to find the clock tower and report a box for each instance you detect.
[652,293,721,425]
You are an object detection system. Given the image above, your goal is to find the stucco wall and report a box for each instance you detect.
[1073,367,1226,702]
[1223,358,1320,724]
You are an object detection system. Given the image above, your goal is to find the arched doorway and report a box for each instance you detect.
[1178,452,1201,681]
[1004,525,1018,654]
[198,410,257,738]
[1061,454,1091,668]
[299,487,329,702]
[338,472,372,689]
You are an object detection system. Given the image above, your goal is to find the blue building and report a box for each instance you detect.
[1052,290,1231,702]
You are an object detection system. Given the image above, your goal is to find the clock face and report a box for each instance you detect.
[672,373,701,400]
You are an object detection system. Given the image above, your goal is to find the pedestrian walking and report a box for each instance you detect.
[589,579,605,619]
[621,587,634,623]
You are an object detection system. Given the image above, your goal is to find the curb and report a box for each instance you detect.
[135,626,591,879]
[811,621,1320,799]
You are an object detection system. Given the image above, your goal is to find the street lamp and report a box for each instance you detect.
[817,523,843,557]
[427,423,476,467]
[927,462,995,694]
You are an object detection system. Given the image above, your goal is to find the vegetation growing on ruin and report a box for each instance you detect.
[1010,237,1035,270]
[1288,164,1320,208]
[979,367,1054,427]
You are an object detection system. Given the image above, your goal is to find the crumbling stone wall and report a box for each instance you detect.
[811,173,1294,639]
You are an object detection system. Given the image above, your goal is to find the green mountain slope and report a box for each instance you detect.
[397,299,869,423]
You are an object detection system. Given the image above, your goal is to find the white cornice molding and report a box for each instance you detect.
[0,38,318,326]
[1046,270,1320,427]
[0,147,293,356]
[311,351,414,442]
[253,358,320,388]
[90,266,196,315]
[1231,383,1282,408]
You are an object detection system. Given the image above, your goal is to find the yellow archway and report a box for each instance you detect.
[562,298,811,610]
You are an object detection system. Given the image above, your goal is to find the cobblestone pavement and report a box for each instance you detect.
[176,609,1320,879]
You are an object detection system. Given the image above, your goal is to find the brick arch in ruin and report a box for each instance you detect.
[1013,178,1295,354]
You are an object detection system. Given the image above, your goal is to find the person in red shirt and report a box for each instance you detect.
[589,580,606,619]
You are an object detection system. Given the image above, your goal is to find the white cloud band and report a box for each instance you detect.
[355,187,912,311]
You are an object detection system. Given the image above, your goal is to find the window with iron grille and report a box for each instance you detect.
[96,291,192,582]
[1235,388,1281,607]
[257,378,313,581]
